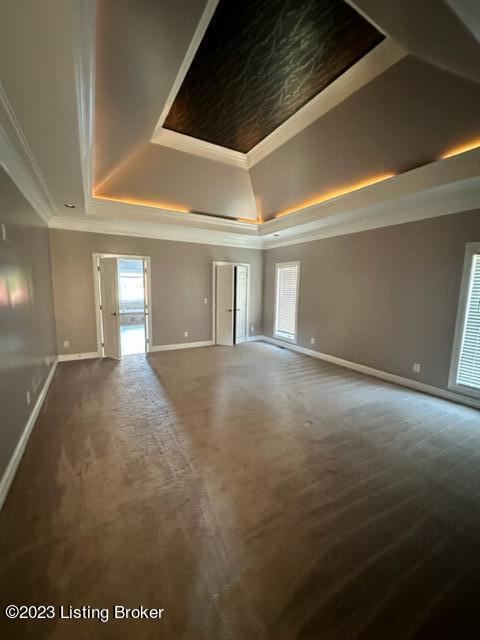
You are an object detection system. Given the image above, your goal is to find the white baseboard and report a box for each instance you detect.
[58,352,100,362]
[246,335,265,342]
[0,361,58,511]
[150,340,214,352]
[261,336,480,411]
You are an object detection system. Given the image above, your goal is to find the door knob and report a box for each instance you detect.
[227,309,232,312]
[110,312,118,316]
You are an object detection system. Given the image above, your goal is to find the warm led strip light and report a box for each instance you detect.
[275,172,396,219]
[92,138,480,223]
[440,138,480,160]
[92,193,191,214]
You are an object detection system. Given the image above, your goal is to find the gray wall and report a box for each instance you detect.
[0,169,57,480]
[49,230,263,355]
[263,209,480,391]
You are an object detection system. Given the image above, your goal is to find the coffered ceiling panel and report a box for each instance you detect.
[163,0,384,152]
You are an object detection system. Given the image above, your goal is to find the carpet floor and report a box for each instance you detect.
[1,342,480,639]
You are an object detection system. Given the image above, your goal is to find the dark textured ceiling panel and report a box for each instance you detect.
[163,0,384,152]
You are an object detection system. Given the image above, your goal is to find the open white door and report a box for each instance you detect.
[216,264,234,346]
[235,265,248,344]
[99,257,121,359]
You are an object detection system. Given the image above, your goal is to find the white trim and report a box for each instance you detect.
[150,340,214,352]
[247,334,266,342]
[0,361,57,511]
[151,0,220,138]
[211,261,251,345]
[92,253,103,356]
[261,336,480,411]
[92,253,154,358]
[0,80,56,222]
[49,213,263,249]
[274,261,301,343]
[448,242,480,399]
[57,352,100,362]
[152,129,248,168]
[143,256,154,354]
[87,196,258,230]
[150,40,406,168]
[71,0,96,207]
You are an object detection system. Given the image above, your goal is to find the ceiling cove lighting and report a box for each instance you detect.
[236,218,262,224]
[440,138,480,160]
[92,193,191,214]
[275,172,396,218]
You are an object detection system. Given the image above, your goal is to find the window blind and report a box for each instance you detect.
[275,263,299,341]
[457,253,480,389]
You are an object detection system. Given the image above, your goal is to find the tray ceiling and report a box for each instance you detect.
[163,0,384,152]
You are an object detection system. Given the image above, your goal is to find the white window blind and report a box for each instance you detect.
[456,253,480,390]
[275,262,300,342]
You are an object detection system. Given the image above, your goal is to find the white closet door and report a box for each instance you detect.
[235,265,248,344]
[99,257,121,359]
[216,264,234,346]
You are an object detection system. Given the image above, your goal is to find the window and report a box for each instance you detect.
[274,261,300,342]
[450,244,480,396]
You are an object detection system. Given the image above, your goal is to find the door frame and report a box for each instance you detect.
[92,253,153,357]
[211,261,251,345]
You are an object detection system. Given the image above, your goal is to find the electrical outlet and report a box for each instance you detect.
[1,223,8,242]
[310,337,316,345]
[26,390,31,405]
[413,363,421,373]
[203,298,208,304]
[63,339,70,348]
[184,331,189,338]
[250,325,255,332]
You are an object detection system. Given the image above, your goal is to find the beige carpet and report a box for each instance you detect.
[1,342,479,639]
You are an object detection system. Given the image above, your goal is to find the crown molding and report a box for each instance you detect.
[87,195,259,230]
[150,39,406,169]
[151,0,221,139]
[152,128,248,168]
[71,0,96,205]
[48,214,263,249]
[0,80,56,222]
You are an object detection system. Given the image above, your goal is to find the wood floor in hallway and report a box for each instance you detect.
[1,342,480,639]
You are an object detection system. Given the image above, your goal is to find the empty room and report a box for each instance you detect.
[1,0,480,638]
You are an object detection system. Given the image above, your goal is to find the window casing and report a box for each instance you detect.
[449,243,480,398]
[274,262,300,343]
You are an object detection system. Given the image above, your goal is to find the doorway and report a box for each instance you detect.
[213,262,250,346]
[93,253,152,359]
[118,259,146,355]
